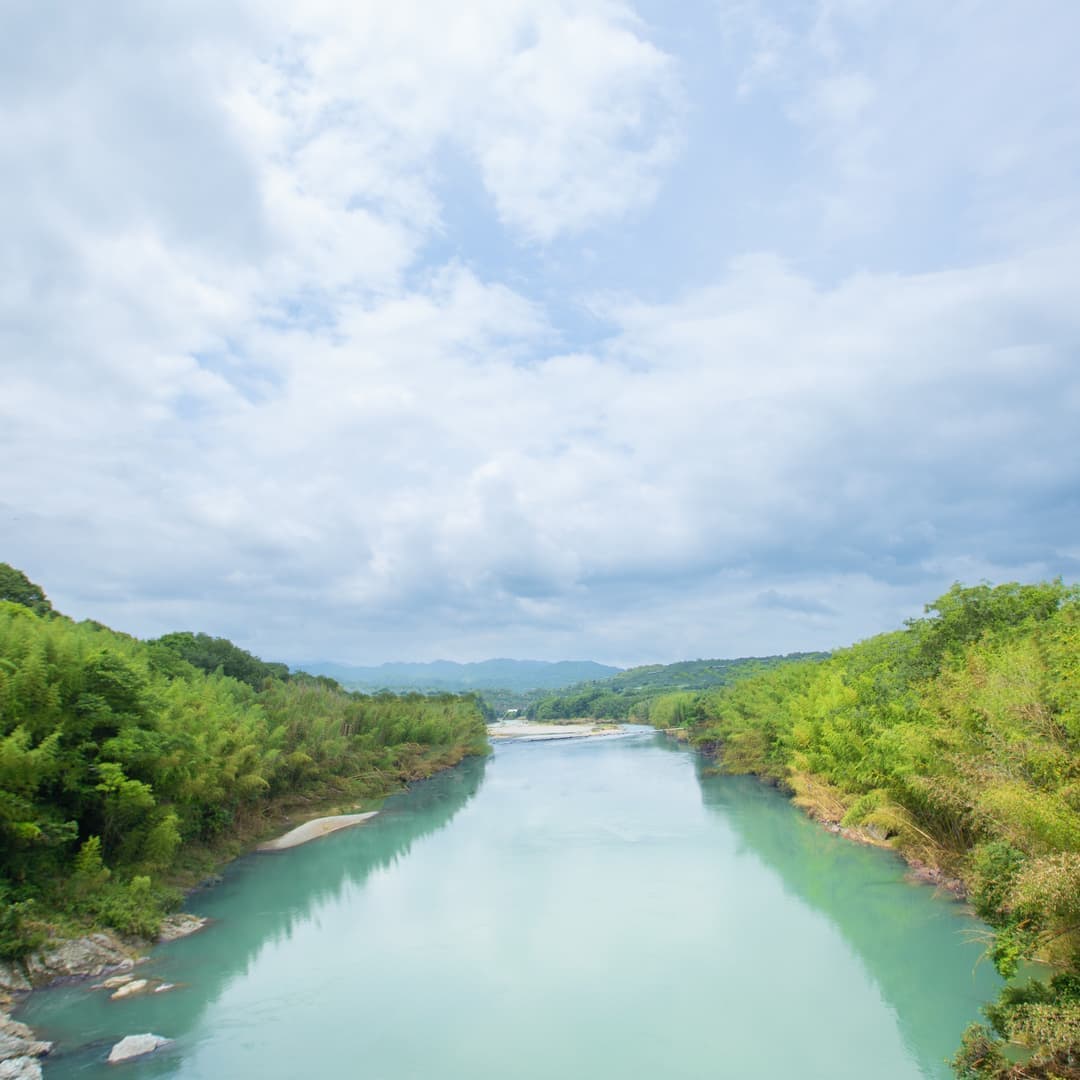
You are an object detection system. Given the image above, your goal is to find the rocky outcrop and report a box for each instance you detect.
[23,933,142,987]
[107,1034,171,1064]
[0,966,30,996]
[0,1015,51,1080]
[0,1056,43,1079]
[905,857,967,899]
[157,914,208,943]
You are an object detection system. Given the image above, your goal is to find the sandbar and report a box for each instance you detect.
[256,811,378,852]
[489,721,620,741]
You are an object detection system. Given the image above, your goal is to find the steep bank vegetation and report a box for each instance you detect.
[0,566,489,957]
[661,580,1078,1077]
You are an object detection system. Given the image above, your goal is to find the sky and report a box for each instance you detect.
[2,0,1079,667]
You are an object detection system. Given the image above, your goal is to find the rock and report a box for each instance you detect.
[0,966,30,995]
[0,1056,43,1079]
[0,1017,35,1043]
[24,933,137,986]
[107,1034,171,1064]
[0,1035,51,1064]
[94,975,134,991]
[110,979,149,1000]
[0,1014,51,1077]
[157,914,208,943]
[153,983,176,994]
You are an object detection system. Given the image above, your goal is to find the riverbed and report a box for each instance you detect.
[20,728,1001,1078]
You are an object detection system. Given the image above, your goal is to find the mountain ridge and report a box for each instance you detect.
[293,657,623,692]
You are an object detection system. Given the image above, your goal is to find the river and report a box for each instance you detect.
[20,728,1001,1078]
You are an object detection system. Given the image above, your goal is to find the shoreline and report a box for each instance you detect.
[675,729,969,900]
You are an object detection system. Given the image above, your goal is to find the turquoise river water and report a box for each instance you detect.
[20,728,1002,1078]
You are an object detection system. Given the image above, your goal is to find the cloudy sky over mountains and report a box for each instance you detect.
[3,0,1078,665]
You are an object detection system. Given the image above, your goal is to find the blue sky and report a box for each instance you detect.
[2,0,1078,666]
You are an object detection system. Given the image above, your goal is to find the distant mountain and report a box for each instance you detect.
[293,658,623,693]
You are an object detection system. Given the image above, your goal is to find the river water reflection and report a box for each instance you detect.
[23,729,1000,1078]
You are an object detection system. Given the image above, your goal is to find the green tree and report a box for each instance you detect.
[0,564,53,616]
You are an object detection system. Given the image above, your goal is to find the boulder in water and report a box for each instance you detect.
[107,1034,171,1064]
[0,1015,52,1067]
[109,979,149,1000]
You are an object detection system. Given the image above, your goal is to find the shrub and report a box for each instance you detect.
[0,889,44,960]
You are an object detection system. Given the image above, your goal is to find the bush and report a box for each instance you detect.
[0,888,44,960]
[93,876,168,940]
[969,841,1026,923]
[951,1024,1009,1078]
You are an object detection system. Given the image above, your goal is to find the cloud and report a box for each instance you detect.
[757,591,837,617]
[2,1,1079,666]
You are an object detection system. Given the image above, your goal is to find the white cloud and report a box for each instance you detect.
[714,0,1080,255]
[2,1,1079,665]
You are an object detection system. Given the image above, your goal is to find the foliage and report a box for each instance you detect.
[679,580,1080,1077]
[0,563,53,617]
[150,632,290,688]
[951,1024,1010,1079]
[0,570,489,946]
[0,884,44,960]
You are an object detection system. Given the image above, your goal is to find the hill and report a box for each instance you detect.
[528,652,829,722]
[295,658,622,693]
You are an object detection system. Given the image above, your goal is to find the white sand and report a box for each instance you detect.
[256,811,378,852]
[489,721,620,741]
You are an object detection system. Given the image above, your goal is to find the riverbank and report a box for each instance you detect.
[677,731,969,900]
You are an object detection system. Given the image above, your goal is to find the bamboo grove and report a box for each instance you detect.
[0,566,489,954]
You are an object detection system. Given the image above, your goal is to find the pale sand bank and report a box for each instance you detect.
[489,721,620,741]
[256,811,378,852]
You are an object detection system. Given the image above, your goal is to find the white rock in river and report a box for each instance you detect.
[107,1035,171,1064]
[109,979,149,1000]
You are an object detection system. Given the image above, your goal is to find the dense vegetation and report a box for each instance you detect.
[0,565,489,958]
[527,652,827,722]
[660,581,1078,1078]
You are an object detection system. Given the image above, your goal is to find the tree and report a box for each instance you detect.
[0,563,53,616]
